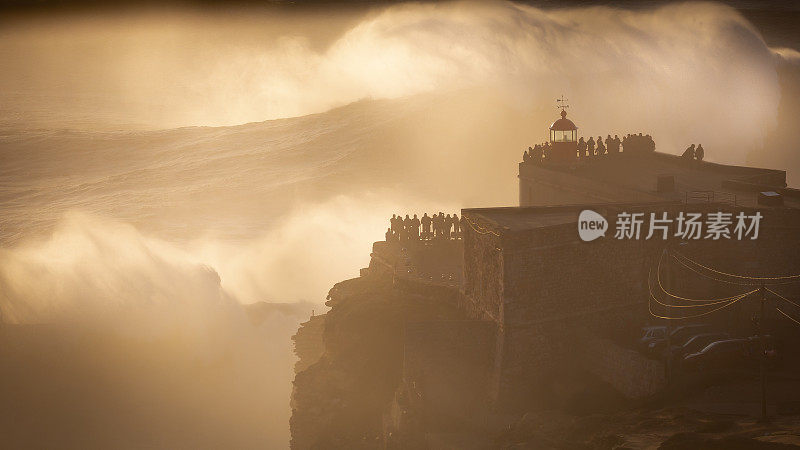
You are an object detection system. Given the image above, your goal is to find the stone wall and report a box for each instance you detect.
[461,205,666,409]
[518,160,661,206]
[582,334,666,400]
[519,151,788,208]
[461,215,504,323]
[462,203,800,412]
[501,222,659,325]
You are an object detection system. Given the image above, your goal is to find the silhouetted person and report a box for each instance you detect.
[613,135,621,153]
[646,134,655,152]
[411,214,420,239]
[398,215,406,241]
[390,214,399,237]
[542,142,552,161]
[587,136,595,157]
[596,136,605,156]
[452,213,460,237]
[385,227,394,243]
[605,135,612,154]
[444,214,452,239]
[421,213,432,239]
[577,137,587,158]
[682,144,695,159]
[523,148,531,162]
[695,144,704,161]
[533,144,542,162]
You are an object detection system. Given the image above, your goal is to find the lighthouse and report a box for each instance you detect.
[549,98,578,163]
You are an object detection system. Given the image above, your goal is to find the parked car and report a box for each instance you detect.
[646,323,713,355]
[639,326,667,351]
[683,335,783,372]
[670,332,730,360]
[671,324,715,345]
[682,338,748,371]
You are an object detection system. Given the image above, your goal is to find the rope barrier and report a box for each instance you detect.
[766,288,800,310]
[671,253,760,286]
[649,250,800,323]
[648,292,749,320]
[646,255,758,320]
[649,286,753,309]
[673,250,800,281]
[656,251,754,301]
[672,253,800,286]
[463,216,501,237]
[647,265,756,313]
[776,307,800,327]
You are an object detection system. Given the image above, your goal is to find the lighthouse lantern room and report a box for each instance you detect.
[549,97,578,163]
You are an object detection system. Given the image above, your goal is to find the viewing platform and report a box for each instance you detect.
[520,150,797,209]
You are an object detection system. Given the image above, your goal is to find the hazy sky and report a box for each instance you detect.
[1,3,799,447]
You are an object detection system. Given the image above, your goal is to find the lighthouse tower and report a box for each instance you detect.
[549,99,578,163]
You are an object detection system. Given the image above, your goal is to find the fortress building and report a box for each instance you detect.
[290,105,800,449]
[465,107,800,408]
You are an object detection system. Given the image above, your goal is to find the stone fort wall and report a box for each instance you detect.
[462,204,800,411]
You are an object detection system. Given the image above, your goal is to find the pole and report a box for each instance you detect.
[664,248,673,384]
[759,281,767,422]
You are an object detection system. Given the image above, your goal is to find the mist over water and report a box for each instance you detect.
[1,1,799,447]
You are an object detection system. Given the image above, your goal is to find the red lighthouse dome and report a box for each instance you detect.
[550,109,577,133]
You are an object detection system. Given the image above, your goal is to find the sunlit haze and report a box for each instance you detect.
[2,1,800,448]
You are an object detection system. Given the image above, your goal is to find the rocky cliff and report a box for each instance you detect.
[289,257,468,449]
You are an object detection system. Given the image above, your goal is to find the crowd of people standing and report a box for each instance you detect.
[386,212,462,243]
[522,133,656,163]
[523,141,553,162]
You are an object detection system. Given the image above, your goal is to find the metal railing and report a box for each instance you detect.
[684,190,736,206]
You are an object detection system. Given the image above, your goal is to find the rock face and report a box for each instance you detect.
[289,267,469,449]
[291,315,325,374]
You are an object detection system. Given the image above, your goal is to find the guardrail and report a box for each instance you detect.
[684,190,737,206]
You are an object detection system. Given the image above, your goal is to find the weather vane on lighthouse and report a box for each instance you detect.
[556,95,569,113]
[548,94,578,163]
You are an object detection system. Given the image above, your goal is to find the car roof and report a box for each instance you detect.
[674,324,710,330]
[684,332,726,342]
[704,338,746,349]
[690,332,726,338]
